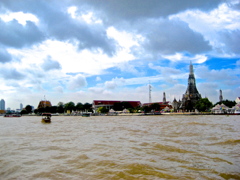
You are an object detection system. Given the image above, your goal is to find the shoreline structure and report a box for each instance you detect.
[22,112,240,116]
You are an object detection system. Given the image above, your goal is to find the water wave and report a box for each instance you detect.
[210,139,240,145]
[0,115,240,179]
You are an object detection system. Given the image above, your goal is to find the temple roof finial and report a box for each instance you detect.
[190,61,194,75]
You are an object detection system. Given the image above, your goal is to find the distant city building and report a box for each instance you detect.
[37,100,52,109]
[219,89,223,102]
[180,62,202,111]
[20,103,23,110]
[0,99,5,110]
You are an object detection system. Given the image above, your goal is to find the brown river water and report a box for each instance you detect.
[0,115,240,180]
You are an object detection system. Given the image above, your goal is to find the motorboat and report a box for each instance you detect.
[4,114,21,117]
[42,113,51,123]
[82,113,90,117]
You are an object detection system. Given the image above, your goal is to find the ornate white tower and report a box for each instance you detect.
[163,92,166,104]
[149,81,152,103]
[181,62,202,110]
[219,89,223,102]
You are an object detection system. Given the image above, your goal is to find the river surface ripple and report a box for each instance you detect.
[0,115,240,179]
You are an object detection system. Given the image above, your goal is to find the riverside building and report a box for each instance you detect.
[92,100,141,112]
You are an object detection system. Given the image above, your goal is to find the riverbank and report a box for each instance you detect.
[17,112,240,117]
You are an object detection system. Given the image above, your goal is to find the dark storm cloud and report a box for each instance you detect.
[0,0,117,56]
[71,0,223,23]
[0,48,12,63]
[0,68,24,80]
[0,0,234,58]
[41,56,61,71]
[219,30,240,54]
[142,19,212,55]
[0,19,44,48]
[69,0,216,56]
[46,14,116,55]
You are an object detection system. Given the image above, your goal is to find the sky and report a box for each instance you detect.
[0,0,240,109]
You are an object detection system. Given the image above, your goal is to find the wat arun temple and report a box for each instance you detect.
[172,62,202,111]
[180,62,202,110]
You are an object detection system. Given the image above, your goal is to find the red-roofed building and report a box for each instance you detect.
[142,102,172,111]
[92,100,141,112]
[37,100,52,109]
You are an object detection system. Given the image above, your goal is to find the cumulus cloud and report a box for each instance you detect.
[0,48,12,63]
[170,3,240,55]
[0,19,44,48]
[196,66,233,81]
[54,86,64,93]
[0,0,117,56]
[96,76,101,81]
[41,56,61,71]
[0,11,39,25]
[148,63,181,75]
[73,0,222,23]
[163,53,208,63]
[148,63,185,86]
[68,74,87,90]
[219,30,240,54]
[0,68,24,80]
[139,19,211,56]
[103,77,126,89]
[88,87,104,94]
[0,0,239,108]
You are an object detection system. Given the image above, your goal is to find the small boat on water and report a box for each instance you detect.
[82,113,90,117]
[41,113,51,123]
[4,114,21,117]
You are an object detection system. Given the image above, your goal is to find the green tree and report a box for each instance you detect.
[25,105,32,113]
[149,103,160,111]
[97,106,109,113]
[113,102,123,111]
[20,109,28,114]
[58,102,64,106]
[34,109,39,114]
[142,105,150,113]
[128,108,135,113]
[113,102,133,111]
[83,103,92,112]
[122,102,133,109]
[57,102,64,113]
[195,98,213,112]
[76,102,84,111]
[64,102,75,112]
[45,106,51,113]
[214,99,236,108]
[38,107,45,114]
[50,106,57,113]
